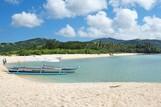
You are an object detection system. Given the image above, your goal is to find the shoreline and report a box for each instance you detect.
[0,53,139,64]
[0,67,161,107]
[0,54,161,106]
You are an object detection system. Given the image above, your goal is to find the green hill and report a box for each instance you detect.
[0,38,161,55]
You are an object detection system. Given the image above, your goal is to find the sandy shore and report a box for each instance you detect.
[0,65,161,107]
[0,53,138,64]
[0,53,161,107]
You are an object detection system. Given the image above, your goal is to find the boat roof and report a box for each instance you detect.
[24,56,61,62]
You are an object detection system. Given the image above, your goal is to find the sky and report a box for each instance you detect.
[0,0,161,42]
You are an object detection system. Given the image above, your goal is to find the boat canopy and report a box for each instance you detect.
[24,56,61,62]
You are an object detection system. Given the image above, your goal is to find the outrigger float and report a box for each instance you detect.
[3,57,79,75]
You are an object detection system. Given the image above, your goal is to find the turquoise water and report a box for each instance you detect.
[9,54,161,83]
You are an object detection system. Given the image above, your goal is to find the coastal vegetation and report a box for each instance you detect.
[0,38,161,56]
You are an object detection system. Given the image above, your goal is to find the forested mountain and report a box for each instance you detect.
[0,38,161,55]
[93,38,161,48]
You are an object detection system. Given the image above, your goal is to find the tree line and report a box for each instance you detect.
[0,38,160,56]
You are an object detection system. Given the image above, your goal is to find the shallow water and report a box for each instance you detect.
[8,54,161,83]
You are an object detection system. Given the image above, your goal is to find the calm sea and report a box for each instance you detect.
[8,54,161,83]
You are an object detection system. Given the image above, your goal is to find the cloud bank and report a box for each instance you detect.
[44,0,108,18]
[58,8,161,40]
[10,0,161,40]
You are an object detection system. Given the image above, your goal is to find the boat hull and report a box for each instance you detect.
[8,66,77,75]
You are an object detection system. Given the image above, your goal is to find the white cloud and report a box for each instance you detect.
[12,11,43,28]
[57,8,161,40]
[78,27,107,38]
[140,16,161,39]
[114,8,138,29]
[76,9,140,39]
[77,9,161,40]
[113,8,139,37]
[137,0,157,10]
[44,0,71,19]
[5,0,21,5]
[67,0,107,16]
[44,0,108,18]
[77,11,114,38]
[142,16,161,32]
[109,0,157,10]
[76,9,139,39]
[57,24,76,37]
[87,11,113,31]
[112,12,161,40]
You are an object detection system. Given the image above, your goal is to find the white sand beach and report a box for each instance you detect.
[0,53,138,64]
[0,54,161,107]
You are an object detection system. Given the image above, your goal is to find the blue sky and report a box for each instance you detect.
[0,0,161,42]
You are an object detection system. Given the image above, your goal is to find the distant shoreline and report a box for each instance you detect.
[0,53,141,64]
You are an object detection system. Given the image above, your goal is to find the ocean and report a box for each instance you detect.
[8,54,161,83]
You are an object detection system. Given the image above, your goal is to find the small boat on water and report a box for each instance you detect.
[8,66,78,75]
[4,57,79,75]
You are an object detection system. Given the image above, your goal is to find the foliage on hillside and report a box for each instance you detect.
[0,38,161,56]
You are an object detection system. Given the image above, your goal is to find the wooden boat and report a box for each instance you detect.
[8,66,78,75]
[5,57,79,75]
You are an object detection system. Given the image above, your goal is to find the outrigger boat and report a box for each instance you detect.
[4,57,79,75]
[8,66,78,75]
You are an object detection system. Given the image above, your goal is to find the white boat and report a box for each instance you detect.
[6,57,79,75]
